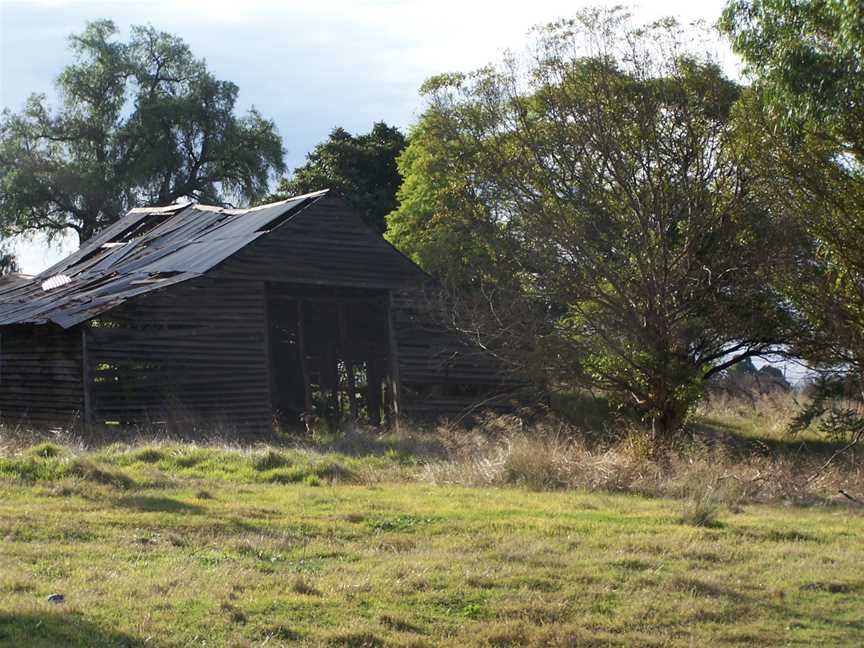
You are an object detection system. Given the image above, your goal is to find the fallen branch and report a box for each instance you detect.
[805,429,862,484]
[839,490,864,506]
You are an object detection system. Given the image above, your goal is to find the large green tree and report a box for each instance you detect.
[270,122,405,233]
[720,1,864,371]
[389,9,792,436]
[0,20,285,244]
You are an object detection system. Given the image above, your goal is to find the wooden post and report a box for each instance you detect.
[337,301,358,420]
[325,344,339,424]
[296,299,313,416]
[366,352,383,426]
[81,324,93,435]
[385,292,401,430]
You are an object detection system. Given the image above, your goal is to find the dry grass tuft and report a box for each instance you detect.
[252,449,291,471]
[679,490,724,528]
[3,394,862,506]
[291,575,320,596]
[68,458,135,489]
[421,412,863,506]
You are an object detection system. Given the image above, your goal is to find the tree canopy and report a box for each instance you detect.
[0,20,285,244]
[721,1,864,373]
[389,9,792,435]
[269,122,405,233]
[721,0,864,151]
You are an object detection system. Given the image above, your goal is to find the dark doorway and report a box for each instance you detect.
[266,283,392,428]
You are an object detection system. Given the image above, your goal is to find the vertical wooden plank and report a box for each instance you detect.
[296,299,313,416]
[386,291,401,430]
[81,323,93,435]
[262,282,275,426]
[337,301,358,420]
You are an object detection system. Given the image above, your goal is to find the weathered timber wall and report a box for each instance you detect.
[214,195,424,289]
[85,276,271,432]
[391,290,520,418]
[266,284,392,425]
[0,324,84,428]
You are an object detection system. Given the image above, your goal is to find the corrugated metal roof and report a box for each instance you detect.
[0,191,328,329]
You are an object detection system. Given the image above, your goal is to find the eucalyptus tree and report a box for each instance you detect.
[389,9,792,437]
[0,20,285,244]
[721,0,864,442]
[721,1,864,374]
[0,248,17,276]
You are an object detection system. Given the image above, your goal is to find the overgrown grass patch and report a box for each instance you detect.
[1,422,863,646]
[7,442,404,487]
[1,454,862,646]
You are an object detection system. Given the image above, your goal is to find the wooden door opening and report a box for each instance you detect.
[266,284,393,428]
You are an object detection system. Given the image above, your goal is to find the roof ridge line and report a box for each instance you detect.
[126,189,330,216]
[222,188,330,213]
[128,204,190,214]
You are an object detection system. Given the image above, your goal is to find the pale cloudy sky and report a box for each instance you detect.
[1,0,731,274]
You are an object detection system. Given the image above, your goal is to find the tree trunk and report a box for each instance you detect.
[651,405,685,441]
[648,380,687,442]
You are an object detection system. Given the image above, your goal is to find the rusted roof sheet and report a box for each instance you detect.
[0,191,327,329]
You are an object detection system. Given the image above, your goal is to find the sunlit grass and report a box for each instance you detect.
[1,439,862,647]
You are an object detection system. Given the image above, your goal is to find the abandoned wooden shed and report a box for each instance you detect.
[0,190,513,433]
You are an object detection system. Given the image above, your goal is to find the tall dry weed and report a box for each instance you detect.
[3,405,861,505]
[422,413,862,505]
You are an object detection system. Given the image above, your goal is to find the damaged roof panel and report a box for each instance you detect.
[0,191,325,328]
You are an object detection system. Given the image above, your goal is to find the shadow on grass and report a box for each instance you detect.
[113,495,206,515]
[302,430,451,461]
[689,417,844,458]
[671,577,747,601]
[0,611,162,648]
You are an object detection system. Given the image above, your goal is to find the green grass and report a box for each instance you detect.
[1,443,862,647]
[692,407,852,463]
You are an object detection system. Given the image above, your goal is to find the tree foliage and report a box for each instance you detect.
[389,9,791,435]
[0,20,285,244]
[0,248,18,276]
[720,0,864,149]
[721,1,864,372]
[721,1,864,446]
[270,122,405,233]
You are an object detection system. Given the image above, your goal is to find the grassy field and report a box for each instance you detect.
[1,431,862,648]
